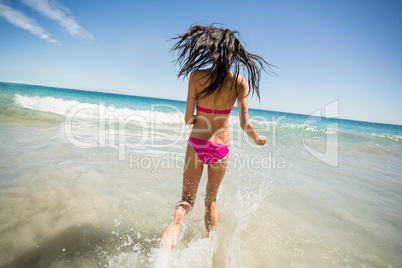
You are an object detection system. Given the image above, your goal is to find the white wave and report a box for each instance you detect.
[14,94,81,115]
[14,94,184,124]
[14,94,311,129]
[370,132,402,142]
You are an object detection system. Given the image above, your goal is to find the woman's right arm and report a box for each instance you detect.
[184,72,197,125]
[237,78,267,146]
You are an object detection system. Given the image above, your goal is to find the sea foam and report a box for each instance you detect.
[14,94,184,125]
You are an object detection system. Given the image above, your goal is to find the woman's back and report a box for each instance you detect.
[162,24,270,249]
[189,69,241,144]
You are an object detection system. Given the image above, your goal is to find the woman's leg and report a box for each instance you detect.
[204,153,229,233]
[161,143,204,248]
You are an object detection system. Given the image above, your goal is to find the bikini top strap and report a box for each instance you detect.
[214,107,233,114]
[196,104,233,114]
[196,104,213,113]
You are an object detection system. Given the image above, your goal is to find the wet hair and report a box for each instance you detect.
[171,24,275,102]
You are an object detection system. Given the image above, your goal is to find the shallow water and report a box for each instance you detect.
[0,82,401,267]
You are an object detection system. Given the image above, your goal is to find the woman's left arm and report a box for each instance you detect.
[184,72,197,125]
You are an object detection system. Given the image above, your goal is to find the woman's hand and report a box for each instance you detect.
[254,135,267,146]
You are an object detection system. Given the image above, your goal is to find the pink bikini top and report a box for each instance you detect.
[196,104,233,114]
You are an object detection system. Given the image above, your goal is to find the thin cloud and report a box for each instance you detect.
[21,0,94,41]
[0,2,59,44]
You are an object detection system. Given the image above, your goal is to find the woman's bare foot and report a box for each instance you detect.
[161,206,185,249]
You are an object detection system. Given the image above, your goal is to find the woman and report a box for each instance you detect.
[162,24,273,249]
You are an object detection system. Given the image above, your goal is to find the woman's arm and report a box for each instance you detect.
[184,72,197,125]
[237,78,267,146]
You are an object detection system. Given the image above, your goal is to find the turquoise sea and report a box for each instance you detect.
[0,82,401,267]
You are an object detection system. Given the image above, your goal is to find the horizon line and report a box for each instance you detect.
[1,80,401,127]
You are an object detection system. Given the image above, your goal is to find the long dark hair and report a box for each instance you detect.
[171,24,275,102]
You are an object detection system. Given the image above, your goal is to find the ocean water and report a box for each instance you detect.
[0,81,401,267]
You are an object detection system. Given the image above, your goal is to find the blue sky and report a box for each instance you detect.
[0,0,401,125]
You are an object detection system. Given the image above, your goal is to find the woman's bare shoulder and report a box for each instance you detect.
[227,72,247,87]
[190,70,211,83]
[191,69,211,75]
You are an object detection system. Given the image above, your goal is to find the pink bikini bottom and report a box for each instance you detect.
[188,137,229,165]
